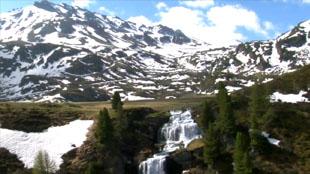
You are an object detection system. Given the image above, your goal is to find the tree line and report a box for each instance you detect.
[201,82,270,174]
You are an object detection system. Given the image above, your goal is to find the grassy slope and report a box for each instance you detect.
[0,65,309,173]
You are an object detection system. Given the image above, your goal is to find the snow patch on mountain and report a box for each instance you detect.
[0,1,309,102]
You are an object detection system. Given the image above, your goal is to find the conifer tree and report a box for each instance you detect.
[199,101,214,131]
[249,83,268,152]
[234,132,247,174]
[242,152,253,174]
[233,132,252,174]
[111,92,122,110]
[115,101,128,137]
[95,108,114,146]
[249,83,268,121]
[203,123,220,168]
[117,101,123,117]
[85,162,96,174]
[217,82,235,136]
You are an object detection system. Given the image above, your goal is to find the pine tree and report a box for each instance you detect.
[249,83,268,121]
[234,132,246,174]
[115,102,128,137]
[199,101,214,132]
[32,150,56,174]
[203,123,220,169]
[233,132,252,174]
[250,117,260,152]
[117,101,123,117]
[262,107,277,129]
[217,82,235,136]
[85,162,96,174]
[242,152,253,174]
[95,108,114,147]
[249,83,268,152]
[111,92,122,110]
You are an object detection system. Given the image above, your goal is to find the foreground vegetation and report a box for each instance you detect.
[0,65,309,174]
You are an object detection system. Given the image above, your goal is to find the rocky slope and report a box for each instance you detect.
[0,0,309,102]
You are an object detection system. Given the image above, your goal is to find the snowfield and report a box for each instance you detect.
[0,120,93,168]
[270,91,309,103]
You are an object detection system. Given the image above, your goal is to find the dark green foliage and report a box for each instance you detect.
[242,152,252,174]
[249,83,268,120]
[85,162,96,174]
[217,82,236,136]
[115,102,128,138]
[117,100,123,116]
[203,123,221,168]
[262,107,276,129]
[111,92,123,110]
[249,83,268,153]
[95,108,114,147]
[265,64,310,93]
[199,101,214,131]
[233,132,252,174]
[250,122,261,153]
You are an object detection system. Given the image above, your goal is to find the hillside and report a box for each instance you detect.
[0,66,309,174]
[0,0,309,102]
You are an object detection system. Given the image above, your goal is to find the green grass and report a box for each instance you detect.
[75,95,211,118]
[0,95,211,119]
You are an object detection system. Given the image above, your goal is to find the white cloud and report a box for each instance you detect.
[302,0,310,3]
[127,3,275,45]
[72,0,94,8]
[263,21,274,31]
[207,5,268,36]
[180,0,214,8]
[156,5,273,45]
[128,16,154,26]
[99,6,115,16]
[156,2,168,10]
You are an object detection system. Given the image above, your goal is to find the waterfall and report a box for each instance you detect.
[139,110,201,174]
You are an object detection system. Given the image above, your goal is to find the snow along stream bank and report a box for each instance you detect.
[0,119,93,168]
[139,110,202,174]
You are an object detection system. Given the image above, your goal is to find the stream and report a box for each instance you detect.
[139,110,201,174]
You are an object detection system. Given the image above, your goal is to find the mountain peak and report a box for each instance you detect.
[33,0,61,12]
[0,1,308,102]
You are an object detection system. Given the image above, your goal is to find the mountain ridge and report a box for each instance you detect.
[0,0,309,102]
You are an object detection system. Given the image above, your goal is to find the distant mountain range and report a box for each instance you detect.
[0,0,309,102]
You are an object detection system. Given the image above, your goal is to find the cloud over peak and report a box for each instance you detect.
[132,3,276,45]
[72,0,94,8]
[180,0,214,9]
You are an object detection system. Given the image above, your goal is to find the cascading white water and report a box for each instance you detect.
[139,110,201,174]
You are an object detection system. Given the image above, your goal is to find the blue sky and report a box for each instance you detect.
[1,0,309,45]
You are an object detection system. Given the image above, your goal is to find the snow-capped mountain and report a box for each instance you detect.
[0,0,309,102]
